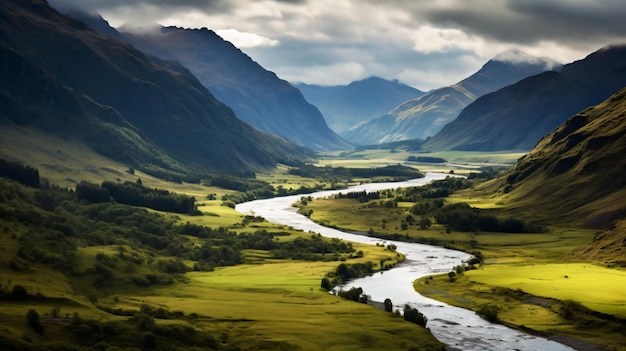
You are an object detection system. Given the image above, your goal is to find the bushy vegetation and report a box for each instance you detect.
[433,202,546,233]
[0,158,40,188]
[406,156,447,163]
[303,176,546,244]
[76,180,199,214]
[0,176,359,291]
[289,164,423,182]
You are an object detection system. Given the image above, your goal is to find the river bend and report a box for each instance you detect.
[236,173,575,351]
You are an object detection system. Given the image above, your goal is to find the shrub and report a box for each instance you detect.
[26,309,44,334]
[141,331,157,348]
[12,285,28,300]
[403,305,427,327]
[478,304,499,322]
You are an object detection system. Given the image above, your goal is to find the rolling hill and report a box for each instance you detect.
[295,77,425,135]
[0,0,312,181]
[343,51,557,145]
[483,87,626,263]
[424,44,626,151]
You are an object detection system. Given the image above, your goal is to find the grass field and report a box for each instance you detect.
[135,261,444,351]
[318,149,525,175]
[466,263,626,318]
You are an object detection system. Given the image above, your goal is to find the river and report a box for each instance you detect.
[236,172,575,351]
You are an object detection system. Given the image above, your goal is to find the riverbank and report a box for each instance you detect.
[237,173,577,351]
[414,270,626,351]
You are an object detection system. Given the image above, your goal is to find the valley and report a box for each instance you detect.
[1,1,626,350]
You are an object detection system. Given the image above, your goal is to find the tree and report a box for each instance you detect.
[141,331,157,348]
[419,217,431,230]
[320,277,331,290]
[383,298,393,312]
[403,305,427,327]
[12,285,28,300]
[26,309,44,334]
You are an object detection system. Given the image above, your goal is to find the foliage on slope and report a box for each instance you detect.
[481,88,626,263]
[0,0,311,181]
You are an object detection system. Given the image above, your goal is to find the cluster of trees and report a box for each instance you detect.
[76,181,198,214]
[335,190,381,203]
[406,156,447,163]
[289,164,423,181]
[0,158,39,188]
[395,177,472,202]
[337,287,369,303]
[321,262,376,290]
[434,203,546,233]
[1,178,364,291]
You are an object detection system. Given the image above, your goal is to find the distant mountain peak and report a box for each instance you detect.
[492,49,561,70]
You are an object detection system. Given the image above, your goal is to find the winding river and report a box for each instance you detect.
[236,173,575,351]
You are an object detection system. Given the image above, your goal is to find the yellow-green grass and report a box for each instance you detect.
[136,260,442,351]
[466,263,626,318]
[317,149,525,175]
[256,163,330,190]
[303,197,595,262]
[414,273,626,351]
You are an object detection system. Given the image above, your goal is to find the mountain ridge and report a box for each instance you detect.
[295,77,425,134]
[116,25,351,151]
[424,44,626,151]
[343,53,556,145]
[485,87,626,227]
[0,0,311,181]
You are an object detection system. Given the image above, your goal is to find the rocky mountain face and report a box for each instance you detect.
[424,45,626,151]
[118,26,351,151]
[295,77,425,135]
[343,51,557,145]
[0,0,311,181]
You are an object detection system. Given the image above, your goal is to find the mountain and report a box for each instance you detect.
[424,45,626,151]
[0,0,311,181]
[343,51,557,145]
[112,25,351,152]
[294,77,425,134]
[484,87,626,263]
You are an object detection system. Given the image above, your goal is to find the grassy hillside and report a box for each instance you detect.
[0,172,446,350]
[0,0,311,182]
[472,87,626,266]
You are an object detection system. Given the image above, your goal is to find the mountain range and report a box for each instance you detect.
[424,45,626,151]
[0,0,311,181]
[58,6,350,152]
[342,51,558,145]
[294,77,425,135]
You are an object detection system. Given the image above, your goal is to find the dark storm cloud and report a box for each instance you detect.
[401,0,626,47]
[47,0,626,89]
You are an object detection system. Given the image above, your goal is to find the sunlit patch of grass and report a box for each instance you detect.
[134,259,443,351]
[466,263,626,318]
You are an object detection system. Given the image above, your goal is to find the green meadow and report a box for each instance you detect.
[0,136,449,350]
[299,175,626,350]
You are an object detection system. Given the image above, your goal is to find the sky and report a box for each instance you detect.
[51,0,626,91]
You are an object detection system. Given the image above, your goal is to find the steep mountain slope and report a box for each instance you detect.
[484,87,626,263]
[0,0,311,180]
[424,45,626,151]
[295,77,425,134]
[344,52,556,145]
[115,26,351,151]
[483,87,626,254]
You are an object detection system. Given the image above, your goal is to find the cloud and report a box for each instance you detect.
[216,29,279,48]
[49,0,626,90]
